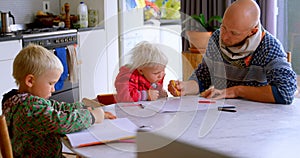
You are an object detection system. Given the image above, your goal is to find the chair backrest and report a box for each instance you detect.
[97,94,117,105]
[287,51,292,63]
[0,115,13,158]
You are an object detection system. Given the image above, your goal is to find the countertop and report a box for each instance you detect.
[0,19,179,41]
[0,34,22,42]
[144,19,181,26]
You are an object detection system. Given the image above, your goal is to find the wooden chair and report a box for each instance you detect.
[96,94,117,105]
[287,51,292,63]
[0,115,13,158]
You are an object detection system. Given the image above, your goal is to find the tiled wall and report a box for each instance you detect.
[0,0,60,24]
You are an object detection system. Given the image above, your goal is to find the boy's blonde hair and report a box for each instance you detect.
[129,41,168,70]
[13,44,63,85]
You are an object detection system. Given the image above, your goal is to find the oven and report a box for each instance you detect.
[22,29,79,103]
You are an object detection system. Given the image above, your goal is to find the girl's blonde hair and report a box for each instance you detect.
[13,44,63,85]
[129,41,168,70]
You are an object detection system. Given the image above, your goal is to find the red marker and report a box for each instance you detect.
[198,100,216,103]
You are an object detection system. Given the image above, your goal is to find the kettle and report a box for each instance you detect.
[1,11,15,33]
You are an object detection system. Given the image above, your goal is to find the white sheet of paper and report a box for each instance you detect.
[141,96,222,113]
[66,118,138,147]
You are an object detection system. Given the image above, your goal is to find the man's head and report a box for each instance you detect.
[13,44,63,98]
[220,0,261,47]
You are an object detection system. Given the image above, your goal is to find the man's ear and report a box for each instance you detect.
[25,74,35,87]
[249,26,259,36]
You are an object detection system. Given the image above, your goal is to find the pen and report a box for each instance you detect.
[217,106,237,112]
[119,104,144,108]
[218,108,237,112]
[77,139,136,148]
[77,141,104,148]
[198,100,216,103]
[139,104,145,109]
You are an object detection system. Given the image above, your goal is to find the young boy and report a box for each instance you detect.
[115,41,168,102]
[1,44,115,157]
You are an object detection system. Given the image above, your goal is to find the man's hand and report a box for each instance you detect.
[200,86,238,99]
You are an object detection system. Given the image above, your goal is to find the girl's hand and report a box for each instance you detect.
[147,89,159,101]
[168,80,182,96]
[159,89,168,98]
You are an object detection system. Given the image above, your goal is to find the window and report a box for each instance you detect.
[277,0,300,74]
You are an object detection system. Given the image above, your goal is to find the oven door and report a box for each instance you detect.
[22,30,79,103]
[50,81,79,103]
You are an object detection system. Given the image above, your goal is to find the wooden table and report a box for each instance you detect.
[63,96,300,158]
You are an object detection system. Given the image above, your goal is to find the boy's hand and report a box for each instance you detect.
[105,111,117,119]
[82,98,104,107]
[88,107,105,123]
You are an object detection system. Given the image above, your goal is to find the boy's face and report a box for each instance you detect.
[139,64,166,83]
[29,69,62,99]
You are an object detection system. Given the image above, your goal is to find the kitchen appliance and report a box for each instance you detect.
[22,28,79,103]
[1,11,15,33]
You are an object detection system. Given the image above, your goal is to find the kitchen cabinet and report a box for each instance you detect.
[78,29,107,99]
[78,0,118,99]
[0,40,22,115]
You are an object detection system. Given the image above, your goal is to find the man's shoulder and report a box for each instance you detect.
[261,31,282,47]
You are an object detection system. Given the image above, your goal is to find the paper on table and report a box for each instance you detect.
[66,118,138,148]
[142,96,218,113]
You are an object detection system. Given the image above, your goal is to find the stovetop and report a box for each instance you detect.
[22,29,77,39]
[0,27,77,39]
[8,27,78,49]
[21,27,69,34]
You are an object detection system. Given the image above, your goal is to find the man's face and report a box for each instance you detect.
[220,18,252,47]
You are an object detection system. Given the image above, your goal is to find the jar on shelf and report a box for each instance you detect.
[88,9,98,27]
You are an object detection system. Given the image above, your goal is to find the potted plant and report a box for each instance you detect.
[185,13,222,53]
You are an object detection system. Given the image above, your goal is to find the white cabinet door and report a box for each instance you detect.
[105,0,119,93]
[160,25,183,82]
[0,40,22,115]
[78,29,107,99]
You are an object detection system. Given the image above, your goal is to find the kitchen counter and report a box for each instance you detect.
[0,34,22,42]
[0,24,105,42]
[144,19,181,26]
[76,25,105,32]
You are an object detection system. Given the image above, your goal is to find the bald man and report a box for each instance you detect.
[169,0,297,104]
